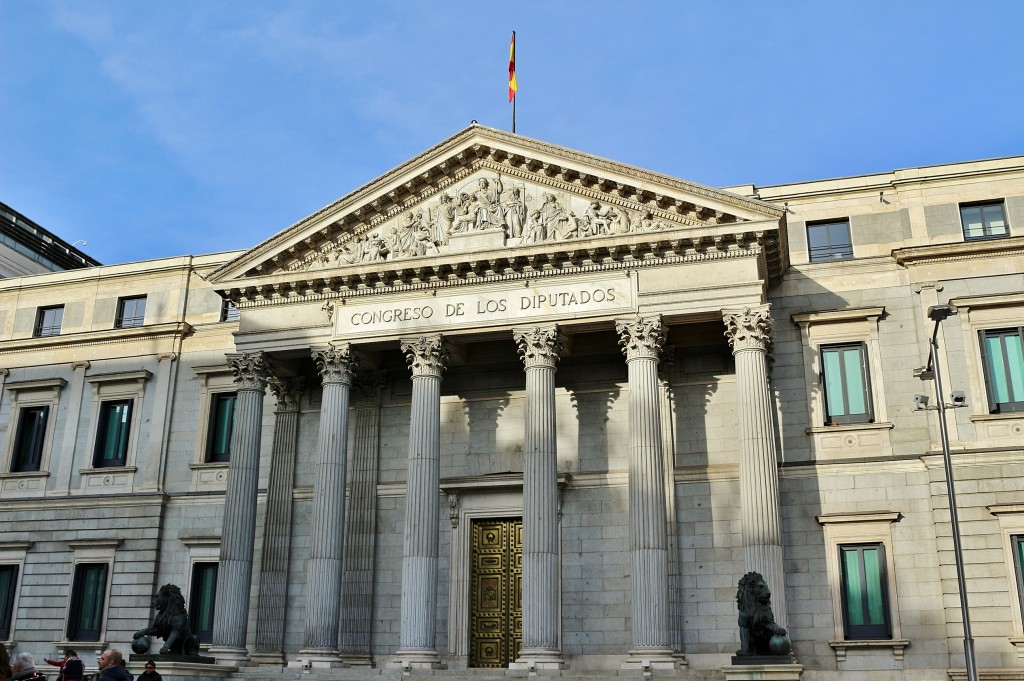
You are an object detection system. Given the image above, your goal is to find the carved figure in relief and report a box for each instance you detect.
[452,192,479,232]
[520,210,544,244]
[503,187,527,238]
[584,201,612,236]
[433,192,456,245]
[539,192,569,241]
[473,176,505,230]
[414,216,440,256]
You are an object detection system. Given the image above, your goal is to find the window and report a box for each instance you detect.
[188,562,218,643]
[93,400,132,468]
[220,299,240,323]
[11,405,49,472]
[114,296,147,328]
[961,200,1009,241]
[821,342,873,425]
[1014,535,1024,622]
[205,393,236,463]
[980,328,1024,413]
[0,564,17,640]
[33,305,64,337]
[67,563,108,641]
[839,543,892,639]
[807,219,853,262]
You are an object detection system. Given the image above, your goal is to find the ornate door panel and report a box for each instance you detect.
[469,518,522,668]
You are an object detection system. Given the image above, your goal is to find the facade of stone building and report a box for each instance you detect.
[1,126,1023,680]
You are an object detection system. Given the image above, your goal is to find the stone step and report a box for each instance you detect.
[230,668,726,681]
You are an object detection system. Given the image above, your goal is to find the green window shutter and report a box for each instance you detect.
[206,393,237,463]
[839,543,892,639]
[13,405,48,472]
[0,564,17,640]
[821,343,872,425]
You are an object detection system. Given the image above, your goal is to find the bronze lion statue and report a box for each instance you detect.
[133,583,201,656]
[736,572,791,657]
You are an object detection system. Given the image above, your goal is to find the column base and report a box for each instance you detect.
[207,646,251,667]
[290,648,347,669]
[339,652,374,667]
[510,648,565,670]
[723,663,803,680]
[622,648,678,670]
[387,649,445,670]
[247,652,285,667]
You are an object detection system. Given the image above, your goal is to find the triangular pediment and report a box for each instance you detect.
[209,125,785,298]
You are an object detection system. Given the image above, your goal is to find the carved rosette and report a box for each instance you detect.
[513,326,565,369]
[723,306,773,354]
[616,315,666,361]
[311,342,360,385]
[268,377,305,413]
[227,352,270,391]
[400,335,450,378]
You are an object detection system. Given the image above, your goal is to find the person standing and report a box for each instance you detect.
[44,650,82,681]
[136,662,160,681]
[0,642,12,681]
[96,651,130,681]
[10,653,44,681]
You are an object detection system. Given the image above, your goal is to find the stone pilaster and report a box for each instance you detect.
[723,305,787,627]
[52,361,89,493]
[616,316,676,667]
[211,352,270,665]
[252,377,305,666]
[140,353,177,491]
[512,326,565,669]
[299,344,359,667]
[340,371,387,666]
[392,336,449,669]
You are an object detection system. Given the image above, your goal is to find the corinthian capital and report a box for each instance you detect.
[513,326,565,369]
[268,377,305,413]
[227,352,270,391]
[400,335,449,378]
[616,315,666,361]
[311,342,360,385]
[723,306,773,354]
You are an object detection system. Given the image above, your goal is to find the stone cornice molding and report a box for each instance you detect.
[513,326,566,369]
[0,322,193,357]
[723,306,773,354]
[791,306,885,328]
[227,351,270,392]
[5,377,67,393]
[400,335,449,378]
[892,235,1024,267]
[311,342,360,385]
[615,315,665,361]
[268,377,305,413]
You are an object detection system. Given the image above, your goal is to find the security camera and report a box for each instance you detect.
[914,394,930,410]
[950,390,967,407]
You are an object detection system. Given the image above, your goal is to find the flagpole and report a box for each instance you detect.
[510,30,517,134]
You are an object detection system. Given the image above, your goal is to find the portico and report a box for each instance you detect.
[204,124,787,669]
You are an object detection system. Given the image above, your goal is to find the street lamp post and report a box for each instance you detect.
[915,303,978,681]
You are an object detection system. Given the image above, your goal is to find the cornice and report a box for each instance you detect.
[0,322,193,357]
[892,235,1024,267]
[223,233,771,309]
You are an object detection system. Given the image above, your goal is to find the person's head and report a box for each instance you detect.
[144,662,157,675]
[478,178,489,189]
[98,649,122,670]
[14,652,34,671]
[63,649,78,660]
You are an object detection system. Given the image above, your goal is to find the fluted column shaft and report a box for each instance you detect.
[254,378,305,662]
[616,317,672,658]
[513,327,564,665]
[395,336,448,666]
[340,371,387,664]
[302,344,359,660]
[724,306,787,626]
[212,352,269,662]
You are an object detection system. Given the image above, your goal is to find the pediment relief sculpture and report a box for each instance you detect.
[292,172,739,273]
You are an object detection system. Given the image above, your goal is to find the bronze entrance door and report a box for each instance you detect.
[469,518,523,668]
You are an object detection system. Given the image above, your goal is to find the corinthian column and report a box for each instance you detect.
[253,378,305,666]
[211,352,269,664]
[723,306,787,627]
[616,316,675,668]
[393,336,449,669]
[512,326,565,670]
[300,343,360,667]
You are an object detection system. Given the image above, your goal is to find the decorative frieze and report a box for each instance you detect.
[616,315,666,361]
[723,306,773,354]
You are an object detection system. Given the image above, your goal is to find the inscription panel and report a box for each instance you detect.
[336,276,635,338]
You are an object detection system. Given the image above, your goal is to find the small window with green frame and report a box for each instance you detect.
[820,342,873,425]
[93,399,132,468]
[188,561,218,643]
[839,542,892,640]
[205,393,236,463]
[66,562,108,641]
[980,328,1024,413]
[11,405,49,472]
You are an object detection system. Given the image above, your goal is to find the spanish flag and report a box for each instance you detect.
[508,31,518,102]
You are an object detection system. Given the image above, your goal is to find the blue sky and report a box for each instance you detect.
[2,1,1023,266]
